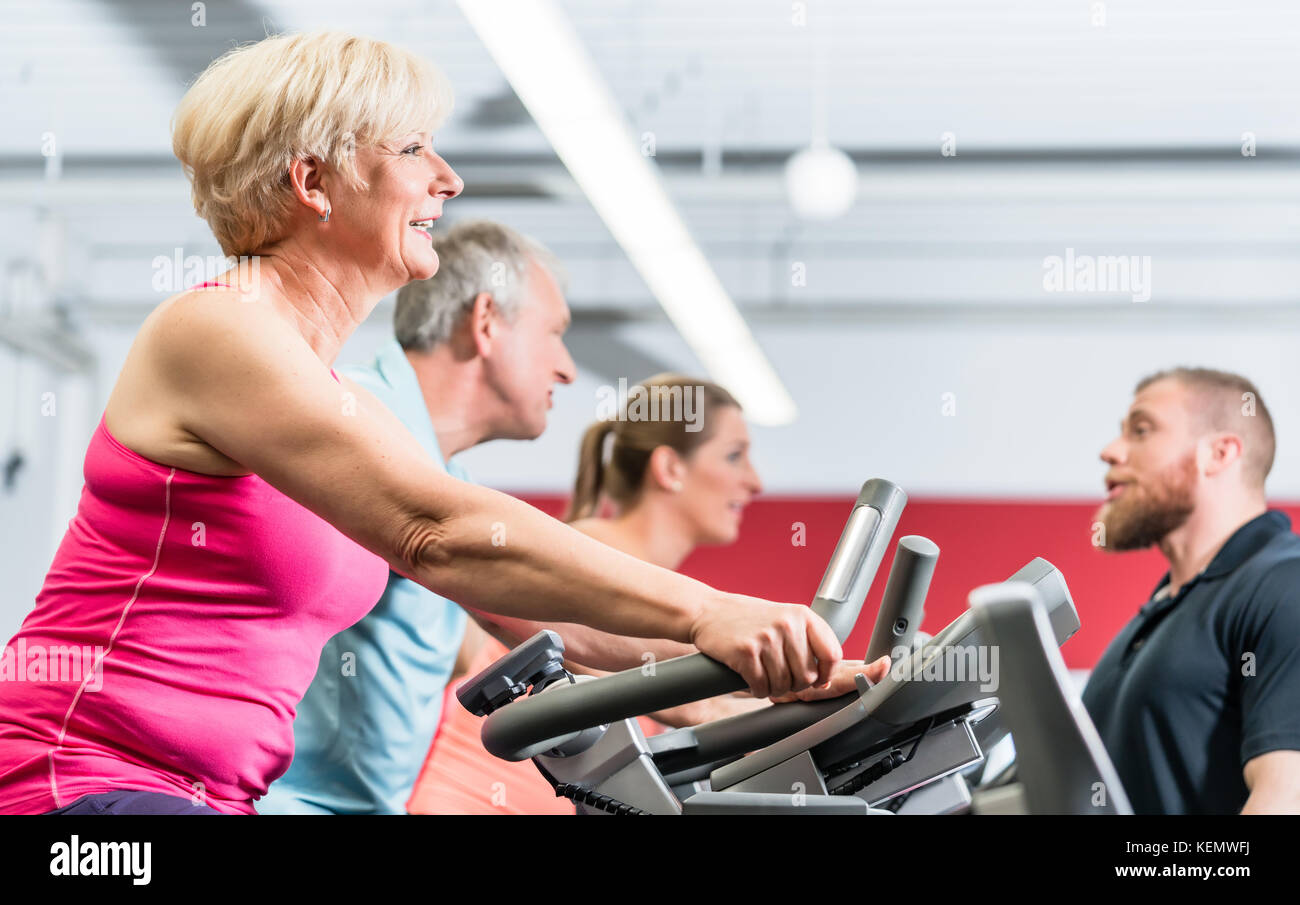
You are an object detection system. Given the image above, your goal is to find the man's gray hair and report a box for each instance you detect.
[395,219,567,351]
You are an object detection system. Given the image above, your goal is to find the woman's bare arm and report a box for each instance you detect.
[465,609,697,673]
[146,290,840,697]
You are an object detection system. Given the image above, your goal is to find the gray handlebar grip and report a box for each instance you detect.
[481,652,746,761]
[671,696,850,767]
[811,479,907,642]
[865,535,938,663]
[479,478,906,761]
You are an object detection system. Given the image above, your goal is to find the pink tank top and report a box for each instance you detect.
[0,285,389,814]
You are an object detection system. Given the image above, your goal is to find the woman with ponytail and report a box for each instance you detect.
[566,419,617,523]
[565,374,754,544]
[557,374,775,729]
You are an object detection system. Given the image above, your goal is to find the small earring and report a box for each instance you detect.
[671,480,683,493]
[319,206,331,222]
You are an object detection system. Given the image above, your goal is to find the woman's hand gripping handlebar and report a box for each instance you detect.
[475,479,908,761]
[688,595,843,698]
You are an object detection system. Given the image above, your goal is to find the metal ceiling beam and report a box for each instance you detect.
[74,298,1300,328]
[98,0,282,89]
[0,318,97,375]
[6,152,1300,207]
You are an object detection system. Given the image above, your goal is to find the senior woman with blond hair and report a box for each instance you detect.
[0,31,845,815]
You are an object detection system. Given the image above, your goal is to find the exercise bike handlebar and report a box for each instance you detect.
[479,479,907,761]
[655,555,1074,781]
[807,479,907,640]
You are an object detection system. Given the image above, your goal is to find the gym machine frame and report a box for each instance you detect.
[458,478,1131,815]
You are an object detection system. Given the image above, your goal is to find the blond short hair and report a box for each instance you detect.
[172,31,455,258]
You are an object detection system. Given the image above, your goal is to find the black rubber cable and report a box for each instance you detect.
[827,716,936,797]
[531,756,653,816]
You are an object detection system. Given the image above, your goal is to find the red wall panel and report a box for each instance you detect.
[516,494,1300,669]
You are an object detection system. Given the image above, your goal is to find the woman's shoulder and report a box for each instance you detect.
[146,279,281,339]
[568,517,626,550]
[138,279,312,385]
[104,282,295,476]
[566,516,605,537]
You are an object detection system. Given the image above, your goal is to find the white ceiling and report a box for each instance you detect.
[4,0,1300,501]
[7,0,1300,153]
[2,0,1299,341]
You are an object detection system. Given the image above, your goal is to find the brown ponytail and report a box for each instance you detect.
[563,373,741,523]
[564,419,616,522]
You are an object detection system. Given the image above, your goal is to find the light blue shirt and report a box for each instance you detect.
[258,340,470,814]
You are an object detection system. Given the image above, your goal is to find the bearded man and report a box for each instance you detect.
[1083,367,1300,814]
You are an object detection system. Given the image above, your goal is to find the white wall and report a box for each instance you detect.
[5,305,1298,639]
[449,315,1300,499]
[5,0,1300,640]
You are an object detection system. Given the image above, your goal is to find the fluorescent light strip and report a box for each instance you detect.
[454,0,797,426]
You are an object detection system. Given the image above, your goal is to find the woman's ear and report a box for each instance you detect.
[286,155,330,220]
[646,445,686,493]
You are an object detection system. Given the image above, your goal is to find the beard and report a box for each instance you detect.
[1098,452,1197,551]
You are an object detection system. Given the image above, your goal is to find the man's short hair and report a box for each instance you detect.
[395,219,567,351]
[1135,367,1276,488]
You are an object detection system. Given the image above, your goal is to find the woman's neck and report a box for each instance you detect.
[601,497,698,571]
[243,234,392,364]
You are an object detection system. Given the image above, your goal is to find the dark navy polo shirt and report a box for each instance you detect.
[1081,510,1300,814]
